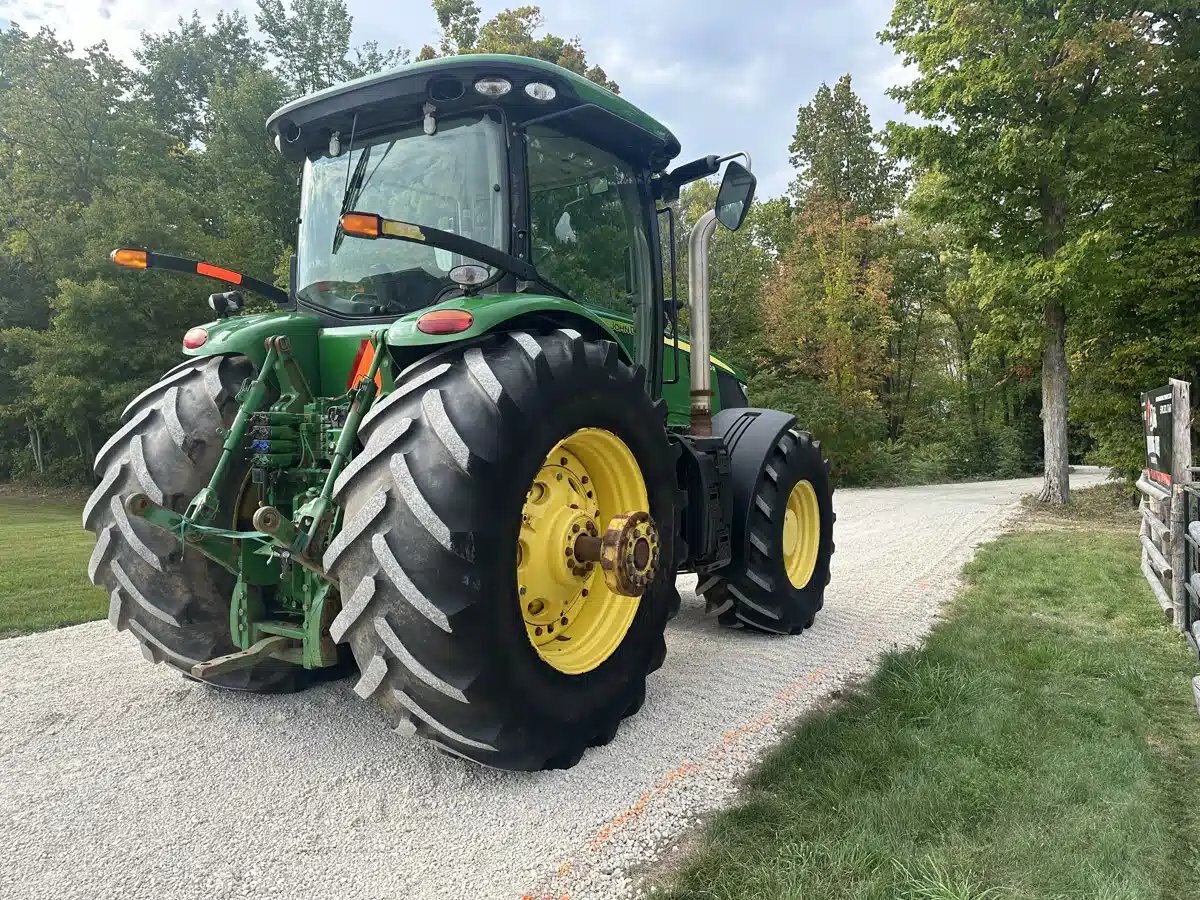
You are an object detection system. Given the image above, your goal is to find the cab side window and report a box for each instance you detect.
[525,125,651,316]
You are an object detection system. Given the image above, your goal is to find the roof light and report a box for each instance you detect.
[524,82,556,102]
[416,309,474,335]
[183,327,208,350]
[340,212,382,238]
[474,76,512,98]
[110,248,148,269]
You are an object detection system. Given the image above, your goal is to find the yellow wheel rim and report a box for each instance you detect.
[518,428,648,675]
[782,480,820,589]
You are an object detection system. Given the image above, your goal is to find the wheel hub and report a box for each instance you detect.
[517,429,651,675]
[782,480,820,589]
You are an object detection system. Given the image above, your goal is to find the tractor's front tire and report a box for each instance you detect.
[325,330,678,770]
[84,355,305,692]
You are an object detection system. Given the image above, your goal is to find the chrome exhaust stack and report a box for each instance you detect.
[685,156,757,438]
[687,209,719,437]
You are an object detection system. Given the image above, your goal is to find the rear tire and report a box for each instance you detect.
[701,429,834,634]
[325,330,678,770]
[83,355,306,692]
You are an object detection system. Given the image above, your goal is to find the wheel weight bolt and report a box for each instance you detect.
[527,598,544,614]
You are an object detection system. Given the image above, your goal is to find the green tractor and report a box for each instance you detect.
[85,54,835,771]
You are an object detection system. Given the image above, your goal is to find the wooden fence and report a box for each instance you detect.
[1134,378,1198,712]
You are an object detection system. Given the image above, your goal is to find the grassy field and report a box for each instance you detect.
[0,494,106,638]
[660,491,1200,899]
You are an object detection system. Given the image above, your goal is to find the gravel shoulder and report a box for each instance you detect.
[0,471,1107,900]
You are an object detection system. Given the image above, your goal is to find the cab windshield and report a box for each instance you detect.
[296,112,507,318]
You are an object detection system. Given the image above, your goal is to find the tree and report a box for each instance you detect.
[429,0,482,56]
[134,11,264,147]
[420,3,618,92]
[255,0,407,97]
[882,2,1161,503]
[789,74,897,217]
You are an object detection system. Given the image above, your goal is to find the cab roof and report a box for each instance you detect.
[266,54,682,171]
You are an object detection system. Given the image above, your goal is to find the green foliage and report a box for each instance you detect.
[789,73,898,216]
[133,10,264,146]
[879,2,1193,501]
[255,0,407,95]
[419,2,618,91]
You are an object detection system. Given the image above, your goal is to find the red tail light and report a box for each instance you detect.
[183,327,208,349]
[416,309,474,335]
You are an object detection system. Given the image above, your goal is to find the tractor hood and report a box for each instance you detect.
[266,54,681,171]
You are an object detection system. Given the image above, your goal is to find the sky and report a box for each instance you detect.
[0,0,913,197]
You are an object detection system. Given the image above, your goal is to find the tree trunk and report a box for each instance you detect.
[27,420,44,475]
[1038,298,1070,504]
[1037,178,1070,504]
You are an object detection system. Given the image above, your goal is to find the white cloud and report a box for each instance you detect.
[0,0,256,59]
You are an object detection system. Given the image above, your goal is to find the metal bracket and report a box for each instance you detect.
[190,635,293,680]
[125,493,243,574]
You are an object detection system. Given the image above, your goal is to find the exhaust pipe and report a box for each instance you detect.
[686,209,719,437]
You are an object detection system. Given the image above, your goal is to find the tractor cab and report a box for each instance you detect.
[268,55,677,337]
[264,54,753,415]
[270,56,676,355]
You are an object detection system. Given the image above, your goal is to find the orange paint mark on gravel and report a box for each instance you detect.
[590,760,702,850]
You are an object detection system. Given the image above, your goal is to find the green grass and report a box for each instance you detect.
[661,519,1200,898]
[0,494,107,637]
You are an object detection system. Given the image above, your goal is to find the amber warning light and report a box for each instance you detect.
[340,212,382,238]
[110,248,148,269]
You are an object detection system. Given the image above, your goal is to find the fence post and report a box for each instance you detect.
[1171,378,1192,487]
[1172,484,1187,629]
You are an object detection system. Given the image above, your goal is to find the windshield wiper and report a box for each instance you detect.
[331,146,372,254]
[339,211,581,306]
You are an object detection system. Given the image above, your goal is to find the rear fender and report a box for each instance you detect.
[384,293,633,363]
[712,407,798,570]
[181,311,322,389]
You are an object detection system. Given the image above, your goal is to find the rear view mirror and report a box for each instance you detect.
[715,161,756,231]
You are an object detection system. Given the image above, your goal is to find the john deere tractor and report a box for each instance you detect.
[85,54,834,770]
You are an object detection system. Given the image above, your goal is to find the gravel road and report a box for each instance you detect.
[0,471,1106,900]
